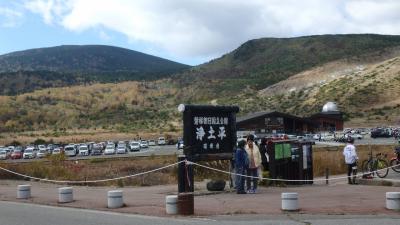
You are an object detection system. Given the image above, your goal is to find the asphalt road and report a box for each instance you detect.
[1,201,400,225]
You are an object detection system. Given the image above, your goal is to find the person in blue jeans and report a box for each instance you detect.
[235,140,248,194]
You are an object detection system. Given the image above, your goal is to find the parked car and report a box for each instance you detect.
[313,134,320,140]
[78,145,89,156]
[158,137,166,145]
[38,145,47,152]
[321,133,335,141]
[104,144,116,155]
[297,134,316,144]
[4,148,12,158]
[10,149,23,159]
[286,134,297,140]
[347,133,363,140]
[334,133,347,142]
[129,142,141,152]
[52,147,62,155]
[91,144,103,155]
[23,147,35,159]
[0,150,7,160]
[46,144,55,153]
[140,140,148,148]
[36,149,47,158]
[116,144,127,154]
[148,140,156,146]
[371,128,392,138]
[64,145,77,157]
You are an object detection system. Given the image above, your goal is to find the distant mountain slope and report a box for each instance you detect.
[0,45,189,73]
[175,34,400,100]
[0,45,190,95]
[2,34,400,132]
[264,56,400,126]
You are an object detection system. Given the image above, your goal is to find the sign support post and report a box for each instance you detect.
[177,104,239,193]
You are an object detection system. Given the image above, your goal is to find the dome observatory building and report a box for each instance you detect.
[309,102,344,132]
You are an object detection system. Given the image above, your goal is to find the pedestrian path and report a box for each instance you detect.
[0,179,398,217]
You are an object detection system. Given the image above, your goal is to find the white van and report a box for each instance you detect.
[158,137,166,145]
[64,145,77,157]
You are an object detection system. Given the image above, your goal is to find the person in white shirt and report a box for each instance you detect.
[343,137,358,184]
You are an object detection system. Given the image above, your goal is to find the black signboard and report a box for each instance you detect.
[180,104,239,160]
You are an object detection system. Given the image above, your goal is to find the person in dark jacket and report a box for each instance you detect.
[259,138,269,171]
[235,140,248,194]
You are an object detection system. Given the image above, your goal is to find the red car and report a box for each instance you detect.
[10,149,23,159]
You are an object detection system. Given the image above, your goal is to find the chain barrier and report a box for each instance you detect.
[0,159,399,184]
[186,160,400,182]
[0,161,184,184]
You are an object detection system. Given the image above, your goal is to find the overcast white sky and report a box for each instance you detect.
[1,0,400,65]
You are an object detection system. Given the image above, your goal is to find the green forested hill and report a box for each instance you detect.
[0,45,190,95]
[175,34,400,100]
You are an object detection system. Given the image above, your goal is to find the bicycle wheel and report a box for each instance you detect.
[361,160,372,175]
[390,159,400,173]
[375,159,389,178]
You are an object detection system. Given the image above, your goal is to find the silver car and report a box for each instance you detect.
[23,148,35,159]
[116,144,127,154]
[104,145,116,155]
[36,149,47,158]
[129,142,141,152]
[0,150,7,160]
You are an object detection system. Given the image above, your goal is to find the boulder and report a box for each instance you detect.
[206,180,226,191]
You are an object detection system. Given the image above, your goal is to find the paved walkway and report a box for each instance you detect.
[0,178,399,217]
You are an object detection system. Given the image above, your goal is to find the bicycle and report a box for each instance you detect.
[361,152,389,178]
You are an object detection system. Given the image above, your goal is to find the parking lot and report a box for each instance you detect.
[0,145,181,164]
[1,132,399,164]
[315,136,398,147]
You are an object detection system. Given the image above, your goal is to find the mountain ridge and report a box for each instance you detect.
[0,45,190,95]
[1,34,400,132]
[0,44,189,73]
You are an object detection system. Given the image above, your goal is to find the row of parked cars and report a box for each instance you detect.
[0,137,168,160]
[369,127,400,138]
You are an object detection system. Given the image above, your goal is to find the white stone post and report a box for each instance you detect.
[108,190,124,208]
[281,192,299,211]
[165,195,178,215]
[17,185,31,199]
[59,187,73,203]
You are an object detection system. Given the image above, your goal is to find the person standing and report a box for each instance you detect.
[235,140,248,194]
[245,135,262,193]
[343,137,358,184]
[259,138,269,171]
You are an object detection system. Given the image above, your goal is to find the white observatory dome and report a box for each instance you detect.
[322,102,339,112]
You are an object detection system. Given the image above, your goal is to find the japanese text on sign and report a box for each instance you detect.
[193,117,229,126]
[196,126,226,141]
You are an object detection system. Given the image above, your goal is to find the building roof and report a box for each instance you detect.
[237,111,313,124]
[236,111,273,123]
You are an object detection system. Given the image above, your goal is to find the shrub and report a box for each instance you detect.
[33,138,47,145]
